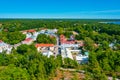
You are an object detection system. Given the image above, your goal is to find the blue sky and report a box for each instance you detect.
[0,0,120,19]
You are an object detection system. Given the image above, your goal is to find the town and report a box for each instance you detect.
[0,28,89,64]
[0,19,120,80]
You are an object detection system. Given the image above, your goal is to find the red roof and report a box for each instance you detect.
[60,34,76,44]
[61,41,75,44]
[27,29,36,33]
[0,40,3,43]
[35,44,54,48]
[23,38,33,42]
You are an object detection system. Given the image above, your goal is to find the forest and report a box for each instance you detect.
[0,19,120,80]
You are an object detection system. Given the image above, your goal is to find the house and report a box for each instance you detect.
[38,30,46,34]
[35,43,55,52]
[0,40,12,54]
[21,29,36,35]
[0,40,7,53]
[30,36,37,41]
[76,51,89,64]
[6,45,13,54]
[13,43,22,49]
[33,32,39,37]
[60,35,76,45]
[76,55,88,64]
[42,51,54,58]
[61,47,81,60]
[76,40,84,47]
[22,38,34,45]
[26,33,32,39]
[45,29,58,34]
[27,29,36,33]
[62,48,74,60]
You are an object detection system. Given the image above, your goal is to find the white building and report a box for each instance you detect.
[22,38,34,45]
[46,29,58,34]
[61,43,89,64]
[0,40,12,54]
[76,54,88,64]
[26,33,32,39]
[42,51,54,58]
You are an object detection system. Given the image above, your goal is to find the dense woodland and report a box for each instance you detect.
[37,34,56,44]
[0,19,120,80]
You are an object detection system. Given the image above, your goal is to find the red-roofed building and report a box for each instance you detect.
[27,29,36,33]
[60,35,76,44]
[22,38,34,45]
[0,40,3,43]
[76,40,84,47]
[35,43,55,52]
[21,29,36,34]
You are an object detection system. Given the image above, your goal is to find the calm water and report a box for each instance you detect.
[107,22,120,25]
[100,21,120,25]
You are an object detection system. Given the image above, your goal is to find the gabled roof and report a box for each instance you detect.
[35,44,54,48]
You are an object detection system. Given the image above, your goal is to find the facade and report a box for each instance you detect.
[35,43,55,57]
[35,44,55,52]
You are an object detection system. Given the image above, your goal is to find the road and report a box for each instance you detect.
[53,34,61,56]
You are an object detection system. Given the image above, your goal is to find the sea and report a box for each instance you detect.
[99,21,120,25]
[107,22,120,25]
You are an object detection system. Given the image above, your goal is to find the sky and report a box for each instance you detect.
[0,0,120,19]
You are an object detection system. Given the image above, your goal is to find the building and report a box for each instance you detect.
[22,38,34,45]
[45,29,58,34]
[38,30,46,34]
[76,54,88,64]
[35,43,55,52]
[13,43,22,49]
[76,40,84,47]
[0,40,12,54]
[26,33,32,39]
[21,29,36,34]
[42,51,54,58]
[61,46,89,64]
[27,29,36,33]
[60,35,76,45]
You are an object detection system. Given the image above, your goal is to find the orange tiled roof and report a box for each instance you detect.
[35,44,54,48]
[27,29,36,33]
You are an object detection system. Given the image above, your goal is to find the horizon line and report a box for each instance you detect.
[0,18,120,20]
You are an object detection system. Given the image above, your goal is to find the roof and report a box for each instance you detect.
[23,38,33,42]
[0,42,6,47]
[0,40,3,43]
[35,44,54,48]
[21,29,36,33]
[60,34,65,38]
[27,29,36,33]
